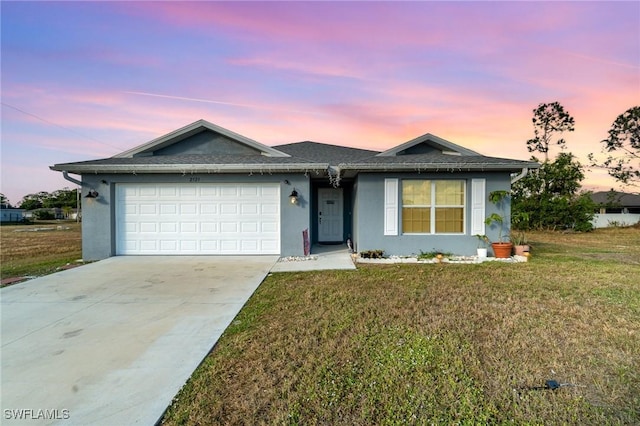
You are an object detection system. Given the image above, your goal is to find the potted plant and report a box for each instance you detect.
[475,234,490,258]
[484,190,513,258]
[510,231,530,256]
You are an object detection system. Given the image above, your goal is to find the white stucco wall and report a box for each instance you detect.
[592,213,640,228]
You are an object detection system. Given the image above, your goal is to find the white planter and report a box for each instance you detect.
[477,248,488,258]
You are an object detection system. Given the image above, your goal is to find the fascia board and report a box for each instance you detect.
[50,163,329,174]
[338,161,540,172]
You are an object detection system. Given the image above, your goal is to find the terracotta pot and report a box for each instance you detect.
[491,242,513,258]
[514,245,530,256]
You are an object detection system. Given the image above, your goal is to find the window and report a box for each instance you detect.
[402,180,465,234]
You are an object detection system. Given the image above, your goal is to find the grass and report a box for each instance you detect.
[0,221,82,282]
[162,227,640,425]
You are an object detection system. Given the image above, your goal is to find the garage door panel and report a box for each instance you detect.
[241,186,259,197]
[262,222,278,232]
[241,222,258,233]
[160,241,178,251]
[180,240,198,251]
[261,204,278,214]
[241,240,258,251]
[160,222,177,233]
[201,222,218,233]
[221,187,238,197]
[160,204,177,214]
[200,187,218,196]
[220,204,237,215]
[261,240,279,251]
[124,205,138,215]
[220,222,237,233]
[180,222,198,233]
[241,204,259,214]
[220,240,238,252]
[140,241,157,251]
[200,204,217,214]
[180,187,197,197]
[159,187,177,197]
[139,204,157,215]
[180,204,197,215]
[201,240,218,251]
[117,183,280,255]
[140,223,157,233]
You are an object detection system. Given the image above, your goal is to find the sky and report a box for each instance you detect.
[1,1,639,205]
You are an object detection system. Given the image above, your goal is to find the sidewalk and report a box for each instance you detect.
[270,244,356,272]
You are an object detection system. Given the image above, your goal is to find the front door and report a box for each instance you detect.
[318,188,343,242]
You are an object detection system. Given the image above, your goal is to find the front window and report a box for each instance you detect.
[402,180,465,234]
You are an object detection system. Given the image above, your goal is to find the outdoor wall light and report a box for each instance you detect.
[85,190,99,199]
[289,189,299,205]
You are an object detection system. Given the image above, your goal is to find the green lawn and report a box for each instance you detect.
[162,228,640,425]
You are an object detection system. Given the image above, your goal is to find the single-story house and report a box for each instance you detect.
[0,206,25,222]
[51,119,539,261]
[24,207,76,220]
[591,191,640,228]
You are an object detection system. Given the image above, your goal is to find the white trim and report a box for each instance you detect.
[384,178,399,236]
[471,178,486,236]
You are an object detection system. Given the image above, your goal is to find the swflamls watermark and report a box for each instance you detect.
[4,409,70,420]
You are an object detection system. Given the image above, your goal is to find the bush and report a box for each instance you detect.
[33,210,55,220]
[512,153,595,231]
[359,250,384,259]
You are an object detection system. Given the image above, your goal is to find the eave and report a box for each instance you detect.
[338,161,540,173]
[50,162,330,175]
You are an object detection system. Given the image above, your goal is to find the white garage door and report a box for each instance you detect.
[116,183,280,255]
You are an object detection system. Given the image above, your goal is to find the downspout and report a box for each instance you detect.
[511,168,529,184]
[62,171,84,187]
[62,171,85,223]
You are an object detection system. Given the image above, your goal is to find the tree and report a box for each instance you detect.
[512,153,595,231]
[46,188,78,208]
[589,106,640,191]
[17,188,78,210]
[526,102,576,162]
[513,103,593,231]
[0,193,11,208]
[19,192,48,210]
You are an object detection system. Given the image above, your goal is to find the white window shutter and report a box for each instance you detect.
[384,178,398,236]
[471,179,486,235]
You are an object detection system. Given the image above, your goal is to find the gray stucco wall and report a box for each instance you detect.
[353,172,512,256]
[78,173,311,260]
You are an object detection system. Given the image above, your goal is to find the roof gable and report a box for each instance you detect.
[113,119,290,158]
[377,133,480,157]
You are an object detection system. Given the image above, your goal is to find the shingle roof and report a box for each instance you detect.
[590,191,640,206]
[51,121,539,174]
[273,141,380,163]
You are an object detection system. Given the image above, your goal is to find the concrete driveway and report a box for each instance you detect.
[1,256,278,425]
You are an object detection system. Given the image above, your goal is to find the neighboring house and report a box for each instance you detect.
[24,207,71,220]
[0,206,25,222]
[50,119,539,260]
[591,191,640,228]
